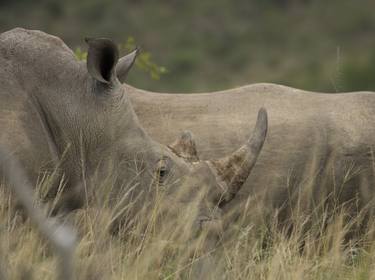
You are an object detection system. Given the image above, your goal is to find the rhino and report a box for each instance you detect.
[126,69,375,236]
[0,28,268,258]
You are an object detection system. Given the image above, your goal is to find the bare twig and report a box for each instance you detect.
[0,147,77,280]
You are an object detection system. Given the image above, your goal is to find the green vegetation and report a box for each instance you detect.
[1,0,375,92]
[119,37,167,81]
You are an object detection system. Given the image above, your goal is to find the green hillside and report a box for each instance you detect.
[1,0,375,92]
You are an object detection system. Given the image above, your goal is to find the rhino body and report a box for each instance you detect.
[127,81,375,228]
[0,28,268,265]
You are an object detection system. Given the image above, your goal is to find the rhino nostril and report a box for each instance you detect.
[198,216,211,223]
[197,216,222,230]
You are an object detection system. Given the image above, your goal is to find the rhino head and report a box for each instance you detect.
[22,33,267,254]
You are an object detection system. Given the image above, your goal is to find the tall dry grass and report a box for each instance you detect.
[2,165,375,280]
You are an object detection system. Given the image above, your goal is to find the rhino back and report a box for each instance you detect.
[0,28,78,182]
[128,83,375,158]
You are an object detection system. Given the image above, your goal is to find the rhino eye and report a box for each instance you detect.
[158,166,168,183]
[155,158,170,185]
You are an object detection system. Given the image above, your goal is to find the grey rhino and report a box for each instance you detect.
[0,28,267,250]
[126,71,375,235]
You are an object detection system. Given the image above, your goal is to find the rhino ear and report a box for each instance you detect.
[85,37,119,84]
[116,48,139,83]
[168,131,199,162]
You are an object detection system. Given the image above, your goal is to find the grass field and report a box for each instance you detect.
[2,171,375,280]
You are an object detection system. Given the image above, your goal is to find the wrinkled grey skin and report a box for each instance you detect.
[0,28,267,261]
[127,71,375,235]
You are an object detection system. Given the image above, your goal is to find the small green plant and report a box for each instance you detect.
[120,37,167,80]
[74,47,87,61]
[74,37,167,80]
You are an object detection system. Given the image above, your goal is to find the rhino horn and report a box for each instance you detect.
[116,47,140,83]
[210,108,268,203]
[168,130,199,162]
[85,37,119,84]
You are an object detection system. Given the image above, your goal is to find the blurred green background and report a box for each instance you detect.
[1,0,375,93]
